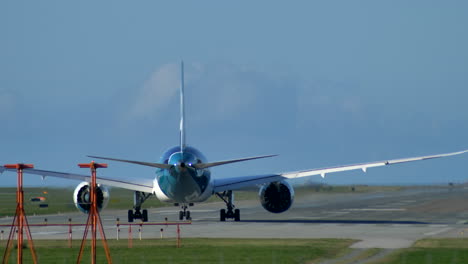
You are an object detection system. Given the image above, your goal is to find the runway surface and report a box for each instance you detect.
[2,186,468,249]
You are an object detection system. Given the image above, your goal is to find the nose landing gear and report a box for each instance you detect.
[176,203,193,221]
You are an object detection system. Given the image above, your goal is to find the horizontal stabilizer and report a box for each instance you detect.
[89,154,277,170]
[88,155,173,169]
[193,154,277,169]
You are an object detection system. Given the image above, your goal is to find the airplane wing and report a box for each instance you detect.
[0,167,154,193]
[213,149,468,192]
[213,174,285,192]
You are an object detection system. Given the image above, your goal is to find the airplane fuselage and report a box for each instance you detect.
[153,146,214,203]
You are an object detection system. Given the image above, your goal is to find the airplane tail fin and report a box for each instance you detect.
[180,61,186,153]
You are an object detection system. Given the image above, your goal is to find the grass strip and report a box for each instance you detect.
[0,238,355,264]
[369,238,468,264]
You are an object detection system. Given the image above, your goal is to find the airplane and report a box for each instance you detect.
[1,62,467,222]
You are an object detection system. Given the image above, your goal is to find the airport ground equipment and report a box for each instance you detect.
[76,162,112,264]
[2,164,38,264]
[116,220,191,248]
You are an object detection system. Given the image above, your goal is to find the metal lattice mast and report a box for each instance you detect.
[76,162,112,264]
[2,164,38,264]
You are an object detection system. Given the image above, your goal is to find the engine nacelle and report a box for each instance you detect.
[73,182,110,214]
[259,181,294,213]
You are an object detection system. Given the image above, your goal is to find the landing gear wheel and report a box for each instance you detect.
[142,209,148,222]
[220,209,226,222]
[130,191,152,222]
[234,209,240,222]
[128,210,134,223]
[177,204,192,221]
[179,211,184,221]
[179,210,192,220]
[128,209,149,222]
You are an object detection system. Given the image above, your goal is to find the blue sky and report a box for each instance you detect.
[1,1,467,187]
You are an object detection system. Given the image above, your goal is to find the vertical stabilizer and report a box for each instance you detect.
[180,61,186,153]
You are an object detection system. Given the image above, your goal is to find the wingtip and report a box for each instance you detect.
[261,154,279,158]
[450,149,468,156]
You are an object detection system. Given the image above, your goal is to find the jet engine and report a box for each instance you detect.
[73,182,110,214]
[259,181,294,213]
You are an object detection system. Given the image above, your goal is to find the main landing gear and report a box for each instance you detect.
[128,191,152,222]
[128,209,148,223]
[176,203,193,220]
[216,190,240,222]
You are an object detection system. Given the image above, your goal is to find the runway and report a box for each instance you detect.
[2,186,468,249]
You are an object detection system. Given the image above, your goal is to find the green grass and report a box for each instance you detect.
[371,248,468,264]
[413,238,468,248]
[331,248,383,264]
[0,238,355,264]
[370,238,468,264]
